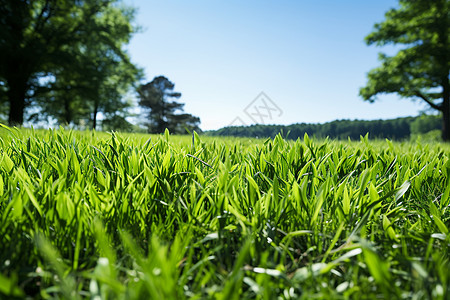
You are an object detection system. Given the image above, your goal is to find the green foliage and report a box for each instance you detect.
[360,0,450,140]
[138,76,201,134]
[0,0,141,128]
[0,125,449,299]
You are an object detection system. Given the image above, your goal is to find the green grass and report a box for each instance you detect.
[0,125,449,299]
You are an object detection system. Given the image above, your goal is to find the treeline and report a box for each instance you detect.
[0,0,200,134]
[208,115,441,140]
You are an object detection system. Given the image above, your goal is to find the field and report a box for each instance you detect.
[0,125,449,299]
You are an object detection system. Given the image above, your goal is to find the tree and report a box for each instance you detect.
[138,76,201,134]
[359,0,450,141]
[78,4,141,130]
[0,0,140,127]
[32,42,140,129]
[167,113,201,134]
[410,114,441,134]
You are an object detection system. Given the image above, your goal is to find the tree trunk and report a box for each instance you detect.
[442,76,450,141]
[444,109,450,141]
[63,97,72,125]
[7,78,27,126]
[435,0,449,141]
[92,101,98,130]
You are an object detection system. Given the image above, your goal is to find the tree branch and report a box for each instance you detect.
[33,0,52,34]
[415,91,443,111]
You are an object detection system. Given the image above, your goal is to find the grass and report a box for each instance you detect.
[0,125,449,299]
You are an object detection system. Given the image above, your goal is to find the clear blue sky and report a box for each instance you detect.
[124,0,428,131]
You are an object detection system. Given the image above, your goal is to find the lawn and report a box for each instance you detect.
[0,125,449,299]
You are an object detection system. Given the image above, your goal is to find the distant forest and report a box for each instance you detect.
[207,115,441,140]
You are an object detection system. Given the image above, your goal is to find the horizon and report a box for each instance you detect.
[205,114,436,132]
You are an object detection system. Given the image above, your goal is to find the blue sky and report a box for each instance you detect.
[124,0,428,130]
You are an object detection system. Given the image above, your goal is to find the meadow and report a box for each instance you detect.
[0,125,449,299]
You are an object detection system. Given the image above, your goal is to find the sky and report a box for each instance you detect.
[123,0,428,131]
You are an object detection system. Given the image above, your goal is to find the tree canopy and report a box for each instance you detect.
[360,0,450,140]
[0,0,141,129]
[138,76,201,134]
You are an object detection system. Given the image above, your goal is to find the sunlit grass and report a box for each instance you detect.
[0,125,449,299]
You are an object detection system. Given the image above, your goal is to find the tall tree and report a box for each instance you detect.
[360,0,450,141]
[0,0,140,127]
[80,4,141,130]
[138,76,201,134]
